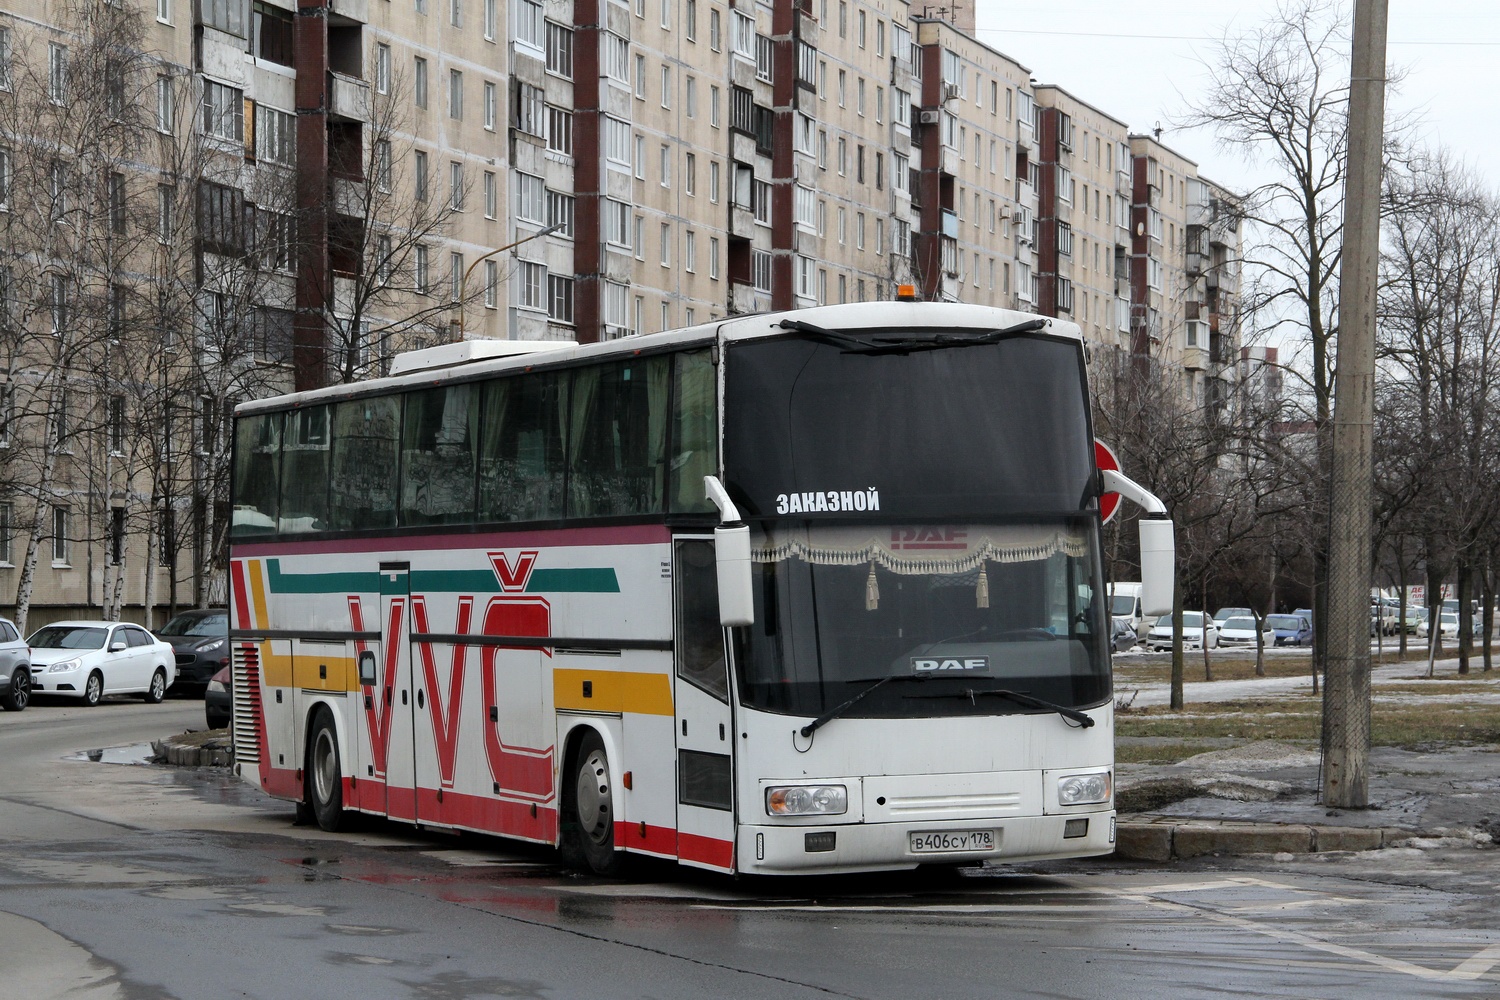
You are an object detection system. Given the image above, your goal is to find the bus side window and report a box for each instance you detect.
[477,372,568,522]
[231,411,282,538]
[669,349,717,514]
[568,356,669,518]
[675,539,728,701]
[330,396,400,531]
[280,405,330,534]
[399,383,478,525]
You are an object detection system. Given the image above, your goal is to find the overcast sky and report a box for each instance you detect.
[971,1,1499,194]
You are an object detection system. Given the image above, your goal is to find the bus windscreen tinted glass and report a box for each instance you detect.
[723,333,1092,519]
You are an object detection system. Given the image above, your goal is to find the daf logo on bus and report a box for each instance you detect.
[911,656,991,675]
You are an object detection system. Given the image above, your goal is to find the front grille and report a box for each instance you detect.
[175,653,196,666]
[232,644,263,764]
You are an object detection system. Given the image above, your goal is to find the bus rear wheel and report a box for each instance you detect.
[306,709,346,832]
[569,730,624,876]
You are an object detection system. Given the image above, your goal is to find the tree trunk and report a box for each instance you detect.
[1397,550,1408,657]
[1254,608,1266,677]
[1483,561,1494,673]
[143,498,158,631]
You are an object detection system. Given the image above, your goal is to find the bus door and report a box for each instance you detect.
[672,537,737,872]
[378,563,419,823]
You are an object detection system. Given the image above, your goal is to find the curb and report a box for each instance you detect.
[1116,816,1409,861]
[152,730,234,768]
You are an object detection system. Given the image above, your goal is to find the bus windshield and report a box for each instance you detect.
[734,519,1109,719]
[722,331,1093,520]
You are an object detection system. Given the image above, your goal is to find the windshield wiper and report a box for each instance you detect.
[799,675,914,738]
[906,686,1096,728]
[777,318,1049,355]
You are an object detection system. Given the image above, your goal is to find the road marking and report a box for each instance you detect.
[1100,880,1500,983]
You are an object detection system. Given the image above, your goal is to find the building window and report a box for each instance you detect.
[201,0,244,32]
[708,160,719,203]
[709,237,719,279]
[516,83,544,137]
[515,0,543,48]
[415,244,429,294]
[603,198,630,247]
[450,161,464,210]
[546,189,574,237]
[546,22,573,76]
[483,81,496,129]
[0,501,10,565]
[201,80,243,140]
[484,0,496,38]
[518,261,545,310]
[731,10,753,57]
[602,32,629,85]
[685,230,696,272]
[660,222,671,266]
[516,172,544,222]
[483,170,496,217]
[685,152,695,195]
[709,8,720,49]
[484,260,497,308]
[156,75,174,130]
[603,116,631,170]
[414,150,428,200]
[414,57,428,108]
[546,106,572,154]
[548,274,574,323]
[450,0,461,27]
[450,252,463,302]
[449,69,463,119]
[109,395,126,455]
[52,506,69,565]
[255,106,295,165]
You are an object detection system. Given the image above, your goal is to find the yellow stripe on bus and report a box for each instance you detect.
[554,669,674,716]
[247,560,269,630]
[255,647,357,692]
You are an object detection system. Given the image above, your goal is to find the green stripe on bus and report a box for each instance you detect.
[263,560,620,595]
[527,568,620,593]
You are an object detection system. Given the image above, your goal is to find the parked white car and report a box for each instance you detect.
[1416,612,1461,640]
[1217,615,1273,648]
[27,621,176,706]
[1147,611,1220,651]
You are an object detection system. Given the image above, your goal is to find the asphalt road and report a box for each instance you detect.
[3,697,1500,998]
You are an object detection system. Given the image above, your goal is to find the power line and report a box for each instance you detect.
[974,26,1500,46]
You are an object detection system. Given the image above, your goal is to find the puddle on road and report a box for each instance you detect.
[67,743,159,765]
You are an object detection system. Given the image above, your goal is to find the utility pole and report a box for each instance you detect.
[1322,0,1388,808]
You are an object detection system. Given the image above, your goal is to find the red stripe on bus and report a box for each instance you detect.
[678,832,735,870]
[229,560,253,630]
[234,524,671,557]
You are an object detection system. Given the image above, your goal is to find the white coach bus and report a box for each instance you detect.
[228,301,1173,875]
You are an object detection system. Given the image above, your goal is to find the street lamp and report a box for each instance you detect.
[457,222,565,340]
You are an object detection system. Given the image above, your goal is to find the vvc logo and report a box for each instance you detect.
[911,656,991,675]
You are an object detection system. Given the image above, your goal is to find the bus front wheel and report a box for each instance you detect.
[569,730,624,876]
[306,709,346,832]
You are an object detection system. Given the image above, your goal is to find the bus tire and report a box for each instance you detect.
[569,730,624,876]
[306,708,346,832]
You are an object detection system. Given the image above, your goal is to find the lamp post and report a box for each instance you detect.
[457,222,565,340]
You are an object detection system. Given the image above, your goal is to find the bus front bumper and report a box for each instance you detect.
[736,810,1117,875]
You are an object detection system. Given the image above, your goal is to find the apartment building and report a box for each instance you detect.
[1034,85,1130,348]
[0,0,1242,624]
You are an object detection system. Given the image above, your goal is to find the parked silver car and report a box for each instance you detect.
[0,617,31,711]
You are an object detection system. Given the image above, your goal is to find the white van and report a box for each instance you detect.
[1109,582,1146,637]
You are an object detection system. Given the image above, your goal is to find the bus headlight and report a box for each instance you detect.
[766,784,848,816]
[1058,771,1112,806]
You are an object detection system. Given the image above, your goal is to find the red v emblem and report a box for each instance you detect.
[488,551,539,593]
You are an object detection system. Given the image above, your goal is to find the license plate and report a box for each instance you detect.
[908,829,997,854]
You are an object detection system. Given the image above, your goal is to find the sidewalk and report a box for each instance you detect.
[1113,653,1500,859]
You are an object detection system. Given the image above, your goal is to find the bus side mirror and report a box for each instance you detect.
[705,475,755,627]
[1139,516,1175,618]
[714,524,755,627]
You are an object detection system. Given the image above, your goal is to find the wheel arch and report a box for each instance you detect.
[557,718,627,831]
[298,696,351,791]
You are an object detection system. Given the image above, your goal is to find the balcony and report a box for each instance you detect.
[730,204,757,239]
[329,0,368,24]
[329,71,370,122]
[1116,170,1131,197]
[730,281,772,314]
[1186,251,1207,276]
